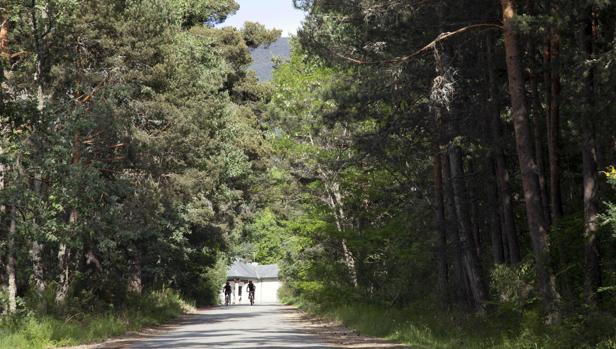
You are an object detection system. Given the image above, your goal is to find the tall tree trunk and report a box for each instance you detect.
[30,20,47,292]
[30,241,46,295]
[56,132,81,303]
[331,182,358,287]
[493,147,521,264]
[448,145,487,310]
[530,71,551,226]
[0,162,5,310]
[5,155,22,314]
[128,252,143,294]
[0,10,8,59]
[488,159,505,264]
[580,7,601,307]
[523,0,551,226]
[467,160,482,255]
[7,201,17,314]
[433,154,449,305]
[443,154,472,305]
[486,35,521,263]
[322,176,358,287]
[56,242,70,303]
[0,164,6,304]
[547,31,563,221]
[30,160,46,295]
[340,239,357,286]
[500,0,559,318]
[541,32,554,226]
[30,173,46,296]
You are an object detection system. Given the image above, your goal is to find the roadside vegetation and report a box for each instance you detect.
[3,0,616,348]
[283,292,616,349]
[0,290,191,349]
[1,0,278,347]
[258,1,616,348]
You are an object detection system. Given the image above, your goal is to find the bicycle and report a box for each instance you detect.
[224,292,231,306]
[248,290,255,306]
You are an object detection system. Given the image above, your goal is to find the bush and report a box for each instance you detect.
[490,259,537,309]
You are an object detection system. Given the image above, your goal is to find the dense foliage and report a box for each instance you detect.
[250,0,616,348]
[3,0,616,348]
[0,0,278,320]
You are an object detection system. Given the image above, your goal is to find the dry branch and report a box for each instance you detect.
[335,23,503,65]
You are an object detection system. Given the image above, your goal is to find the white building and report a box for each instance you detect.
[221,261,281,304]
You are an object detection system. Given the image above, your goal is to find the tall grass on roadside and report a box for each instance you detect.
[0,289,193,349]
[284,295,616,349]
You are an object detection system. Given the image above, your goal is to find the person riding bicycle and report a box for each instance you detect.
[247,280,256,305]
[238,280,244,302]
[223,281,232,305]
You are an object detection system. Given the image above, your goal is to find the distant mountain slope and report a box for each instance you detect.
[248,37,291,81]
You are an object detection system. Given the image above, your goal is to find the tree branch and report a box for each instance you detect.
[334,23,503,65]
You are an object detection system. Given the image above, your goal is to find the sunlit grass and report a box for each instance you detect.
[0,289,193,349]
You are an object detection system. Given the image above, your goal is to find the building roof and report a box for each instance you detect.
[227,261,279,280]
[227,261,258,279]
[256,264,279,279]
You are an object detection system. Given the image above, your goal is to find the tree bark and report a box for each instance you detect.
[467,160,482,255]
[442,153,472,305]
[530,70,551,226]
[0,10,8,59]
[55,242,70,303]
[30,241,46,295]
[7,202,17,313]
[500,0,559,318]
[322,175,358,287]
[488,159,505,264]
[0,164,5,301]
[331,181,358,287]
[30,21,48,291]
[486,35,520,263]
[523,3,551,227]
[30,173,47,295]
[128,252,143,294]
[57,132,81,303]
[580,7,601,307]
[433,154,449,305]
[4,153,25,314]
[547,31,563,221]
[448,145,487,310]
[541,32,554,226]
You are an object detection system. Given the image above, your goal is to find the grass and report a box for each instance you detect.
[284,296,616,349]
[0,289,194,349]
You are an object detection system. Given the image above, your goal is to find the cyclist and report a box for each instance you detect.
[247,280,256,305]
[223,281,232,306]
[238,281,244,302]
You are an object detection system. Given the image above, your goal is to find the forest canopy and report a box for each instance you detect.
[2,0,616,348]
[256,0,616,347]
[0,0,279,313]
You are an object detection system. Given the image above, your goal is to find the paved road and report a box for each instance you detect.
[126,304,335,349]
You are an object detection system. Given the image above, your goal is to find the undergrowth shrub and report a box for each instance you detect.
[286,293,616,349]
[490,259,536,308]
[0,289,191,349]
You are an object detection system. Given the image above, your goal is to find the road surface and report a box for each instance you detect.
[97,304,407,349]
[126,304,329,348]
